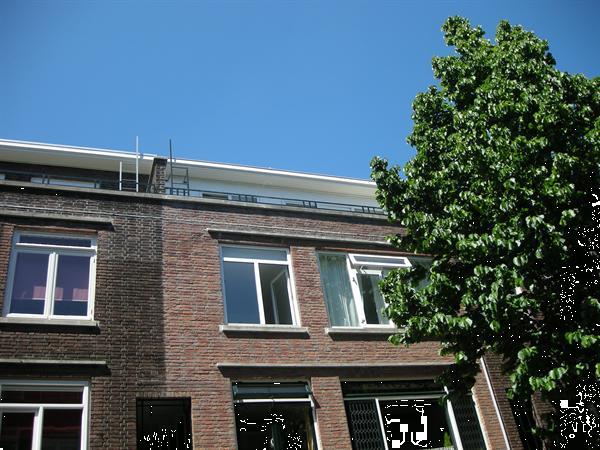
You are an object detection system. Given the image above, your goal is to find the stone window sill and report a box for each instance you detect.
[219,324,309,338]
[0,317,100,329]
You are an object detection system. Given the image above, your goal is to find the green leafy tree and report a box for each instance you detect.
[371,17,599,444]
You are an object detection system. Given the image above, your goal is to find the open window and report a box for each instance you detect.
[342,380,486,450]
[3,232,97,320]
[0,381,89,450]
[318,253,411,328]
[221,246,298,325]
[232,382,318,450]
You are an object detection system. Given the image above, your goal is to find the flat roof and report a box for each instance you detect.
[0,138,377,197]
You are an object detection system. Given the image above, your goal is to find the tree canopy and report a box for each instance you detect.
[371,16,599,444]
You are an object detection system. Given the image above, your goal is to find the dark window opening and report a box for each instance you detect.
[233,382,317,450]
[136,398,192,450]
[510,398,543,450]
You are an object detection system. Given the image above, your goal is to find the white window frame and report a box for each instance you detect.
[3,231,97,320]
[346,391,463,450]
[318,252,411,328]
[220,245,300,326]
[0,380,90,450]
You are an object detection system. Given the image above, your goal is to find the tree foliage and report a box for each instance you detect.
[371,17,600,442]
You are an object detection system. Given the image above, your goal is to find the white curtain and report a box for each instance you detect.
[318,254,359,326]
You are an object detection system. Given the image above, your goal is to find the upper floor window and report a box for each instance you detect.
[3,232,97,319]
[318,252,411,327]
[221,246,298,325]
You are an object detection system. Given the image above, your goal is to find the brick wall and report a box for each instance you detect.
[0,182,516,449]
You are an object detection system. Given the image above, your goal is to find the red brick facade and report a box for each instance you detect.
[0,176,522,449]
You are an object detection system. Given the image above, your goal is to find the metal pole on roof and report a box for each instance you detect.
[169,139,174,193]
[135,136,139,192]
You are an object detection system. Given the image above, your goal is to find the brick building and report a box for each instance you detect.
[0,139,527,449]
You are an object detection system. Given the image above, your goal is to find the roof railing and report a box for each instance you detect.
[0,168,385,215]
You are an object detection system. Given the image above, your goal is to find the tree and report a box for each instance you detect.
[371,17,600,445]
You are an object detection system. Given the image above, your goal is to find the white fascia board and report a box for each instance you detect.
[0,139,156,173]
[0,139,377,197]
[174,158,377,197]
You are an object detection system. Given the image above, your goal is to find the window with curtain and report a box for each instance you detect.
[318,253,413,328]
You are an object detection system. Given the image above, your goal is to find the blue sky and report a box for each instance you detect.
[1,1,598,179]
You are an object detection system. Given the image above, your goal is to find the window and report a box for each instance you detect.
[4,232,97,319]
[221,246,297,325]
[318,253,411,327]
[342,380,486,450]
[0,381,89,450]
[232,382,318,450]
[136,398,192,450]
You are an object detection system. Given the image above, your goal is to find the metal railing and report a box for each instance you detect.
[165,186,384,215]
[0,168,385,215]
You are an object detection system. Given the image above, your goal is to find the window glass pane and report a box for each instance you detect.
[1,390,82,404]
[41,409,82,450]
[224,261,260,324]
[10,252,48,314]
[19,236,92,247]
[222,247,287,262]
[136,399,193,450]
[53,255,90,316]
[318,254,359,327]
[357,273,388,325]
[258,264,292,325]
[235,402,317,450]
[0,411,34,450]
[378,399,455,450]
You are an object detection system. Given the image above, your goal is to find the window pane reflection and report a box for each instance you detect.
[54,255,90,316]
[41,409,82,450]
[10,253,48,314]
[0,411,35,450]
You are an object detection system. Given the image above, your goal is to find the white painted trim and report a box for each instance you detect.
[349,253,411,268]
[220,245,299,326]
[0,138,374,186]
[480,357,512,449]
[318,251,398,328]
[0,138,156,161]
[375,397,389,450]
[4,231,97,321]
[0,380,89,450]
[446,397,464,450]
[234,398,311,404]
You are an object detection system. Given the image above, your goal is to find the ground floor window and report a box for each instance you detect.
[0,381,88,450]
[136,398,192,450]
[342,380,486,450]
[233,382,318,450]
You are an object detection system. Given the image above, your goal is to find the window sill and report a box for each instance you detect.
[219,324,310,339]
[325,326,397,340]
[0,317,100,330]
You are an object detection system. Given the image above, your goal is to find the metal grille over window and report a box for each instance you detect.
[345,399,385,450]
[232,382,318,450]
[342,380,487,450]
[450,394,487,450]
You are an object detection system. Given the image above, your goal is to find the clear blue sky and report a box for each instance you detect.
[1,1,598,179]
